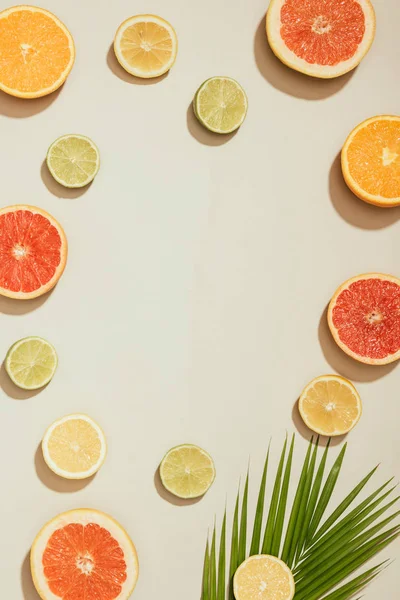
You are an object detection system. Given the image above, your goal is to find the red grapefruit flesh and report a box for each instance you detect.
[328,274,400,365]
[31,509,139,600]
[0,205,67,300]
[266,0,376,78]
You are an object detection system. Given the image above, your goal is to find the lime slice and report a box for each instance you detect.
[5,336,58,390]
[159,444,216,499]
[194,77,248,134]
[46,134,100,188]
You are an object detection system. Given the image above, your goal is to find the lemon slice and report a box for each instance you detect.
[42,414,107,479]
[234,555,295,600]
[298,375,362,436]
[46,134,100,188]
[159,444,216,499]
[194,77,248,134]
[114,14,178,78]
[5,337,58,390]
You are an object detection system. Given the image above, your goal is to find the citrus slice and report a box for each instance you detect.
[328,273,400,365]
[233,555,295,600]
[159,444,216,499]
[266,0,376,78]
[341,115,400,207]
[194,77,248,134]
[0,5,75,98]
[31,508,139,600]
[0,205,67,300]
[114,14,178,78]
[5,336,57,390]
[42,414,107,479]
[298,375,362,436]
[47,134,100,188]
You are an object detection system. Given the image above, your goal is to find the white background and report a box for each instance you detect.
[0,0,399,598]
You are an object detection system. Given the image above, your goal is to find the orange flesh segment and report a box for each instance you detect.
[0,210,62,293]
[120,21,173,72]
[346,120,400,198]
[43,523,127,600]
[280,0,365,66]
[332,278,400,360]
[0,9,72,94]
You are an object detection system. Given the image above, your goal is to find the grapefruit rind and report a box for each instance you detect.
[42,414,107,480]
[298,374,362,437]
[266,0,376,79]
[328,273,400,365]
[30,509,139,600]
[0,205,68,300]
[341,115,400,207]
[0,5,75,99]
[233,554,295,600]
[114,14,178,79]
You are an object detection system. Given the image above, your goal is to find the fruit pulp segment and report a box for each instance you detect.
[162,446,214,496]
[0,210,62,293]
[8,339,56,388]
[49,137,99,185]
[302,380,359,434]
[332,278,400,359]
[0,9,71,93]
[280,0,365,65]
[43,523,127,599]
[47,419,102,473]
[347,120,400,198]
[197,79,246,132]
[120,22,173,72]
[235,557,293,599]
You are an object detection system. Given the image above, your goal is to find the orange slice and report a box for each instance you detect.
[114,14,178,78]
[298,375,362,436]
[0,5,75,98]
[266,0,375,78]
[31,509,139,600]
[0,205,68,300]
[342,115,400,207]
[328,273,400,365]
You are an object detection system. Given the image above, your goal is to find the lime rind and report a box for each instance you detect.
[194,76,248,134]
[46,134,100,188]
[5,336,58,390]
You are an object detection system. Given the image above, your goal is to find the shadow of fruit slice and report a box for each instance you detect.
[0,205,68,300]
[0,6,75,98]
[328,273,400,365]
[266,0,376,78]
[31,509,139,600]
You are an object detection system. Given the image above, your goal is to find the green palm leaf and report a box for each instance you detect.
[202,436,398,600]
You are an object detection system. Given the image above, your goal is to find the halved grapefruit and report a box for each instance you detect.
[328,274,400,365]
[266,0,376,79]
[0,5,75,98]
[31,509,139,600]
[0,205,67,300]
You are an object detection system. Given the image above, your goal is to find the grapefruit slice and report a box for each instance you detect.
[0,5,75,99]
[266,0,376,79]
[0,205,68,300]
[31,509,139,600]
[342,115,400,207]
[328,274,400,365]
